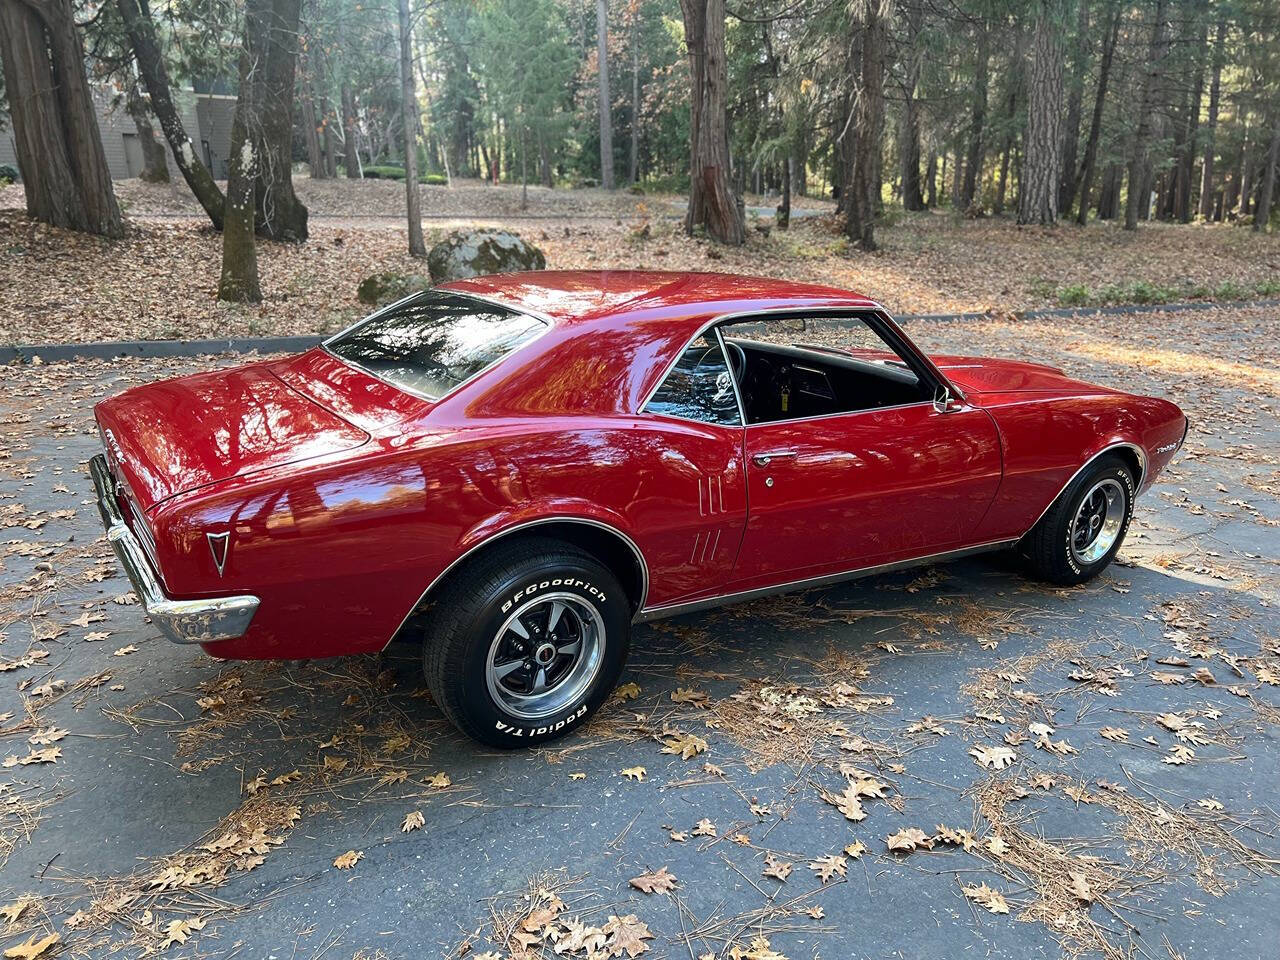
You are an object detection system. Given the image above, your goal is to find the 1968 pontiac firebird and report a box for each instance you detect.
[92,271,1188,745]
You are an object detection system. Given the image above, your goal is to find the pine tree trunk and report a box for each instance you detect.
[520,126,529,210]
[1018,2,1065,226]
[1198,15,1226,220]
[1074,3,1119,225]
[995,137,1012,215]
[1098,162,1119,219]
[596,0,615,189]
[2,1,124,236]
[245,0,307,241]
[1168,10,1204,222]
[1125,0,1168,231]
[1176,57,1203,223]
[538,130,553,188]
[342,82,362,178]
[679,0,744,244]
[900,101,924,210]
[315,46,338,178]
[961,23,989,211]
[778,155,791,229]
[0,0,124,237]
[398,0,426,255]
[951,145,963,209]
[793,131,807,197]
[899,2,925,212]
[925,152,937,208]
[115,0,223,228]
[629,17,640,185]
[844,1,886,249]
[220,2,266,302]
[0,0,86,231]
[126,88,170,183]
[994,79,1017,215]
[1057,0,1088,215]
[301,80,326,177]
[1254,115,1280,233]
[1239,126,1254,217]
[323,119,339,178]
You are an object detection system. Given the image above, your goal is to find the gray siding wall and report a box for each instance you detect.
[0,85,227,184]
[194,95,237,179]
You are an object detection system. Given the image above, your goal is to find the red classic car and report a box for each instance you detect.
[92,271,1188,745]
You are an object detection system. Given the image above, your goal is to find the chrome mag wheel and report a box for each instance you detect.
[1070,478,1126,565]
[484,592,605,721]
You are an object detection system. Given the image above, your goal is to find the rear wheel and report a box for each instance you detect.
[1021,454,1135,585]
[423,537,631,747]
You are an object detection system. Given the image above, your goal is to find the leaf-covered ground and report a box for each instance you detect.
[2,179,1278,346]
[0,304,1276,959]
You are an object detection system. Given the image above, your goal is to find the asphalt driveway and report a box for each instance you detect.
[1,305,1277,959]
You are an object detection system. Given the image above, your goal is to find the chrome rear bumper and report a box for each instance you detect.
[90,454,258,644]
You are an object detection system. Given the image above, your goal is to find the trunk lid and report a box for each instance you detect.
[95,360,370,511]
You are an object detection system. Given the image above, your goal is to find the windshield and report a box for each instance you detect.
[325,292,547,400]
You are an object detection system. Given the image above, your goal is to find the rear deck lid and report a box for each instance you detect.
[95,360,370,511]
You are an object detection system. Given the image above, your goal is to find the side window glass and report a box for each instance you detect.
[644,332,742,426]
[719,314,932,424]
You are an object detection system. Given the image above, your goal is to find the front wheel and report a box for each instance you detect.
[1020,454,1135,586]
[423,537,631,747]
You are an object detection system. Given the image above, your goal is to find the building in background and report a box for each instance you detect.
[0,85,235,182]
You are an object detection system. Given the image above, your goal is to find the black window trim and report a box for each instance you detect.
[320,288,553,404]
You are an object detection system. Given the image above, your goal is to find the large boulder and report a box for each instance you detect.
[426,230,546,284]
[356,271,429,306]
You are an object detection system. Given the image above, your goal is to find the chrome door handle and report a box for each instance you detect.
[753,450,797,467]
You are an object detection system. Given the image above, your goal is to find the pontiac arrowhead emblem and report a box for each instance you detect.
[206,531,231,577]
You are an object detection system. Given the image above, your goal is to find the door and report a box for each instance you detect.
[718,310,1002,591]
[122,133,144,179]
[732,403,1002,587]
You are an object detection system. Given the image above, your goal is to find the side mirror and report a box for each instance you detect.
[933,384,961,413]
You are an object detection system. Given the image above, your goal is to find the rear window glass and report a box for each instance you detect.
[325,292,546,399]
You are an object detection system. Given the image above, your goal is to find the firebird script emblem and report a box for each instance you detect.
[206,531,231,577]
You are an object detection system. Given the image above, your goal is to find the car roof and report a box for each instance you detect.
[420,271,888,420]
[437,270,882,333]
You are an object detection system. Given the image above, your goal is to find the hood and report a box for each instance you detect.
[95,360,370,511]
[932,356,1119,398]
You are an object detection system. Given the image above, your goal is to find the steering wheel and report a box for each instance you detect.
[690,345,740,415]
[724,340,746,382]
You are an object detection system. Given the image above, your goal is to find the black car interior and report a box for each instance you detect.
[723,337,932,424]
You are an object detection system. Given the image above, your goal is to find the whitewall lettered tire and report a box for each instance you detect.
[423,537,631,747]
[1021,454,1135,586]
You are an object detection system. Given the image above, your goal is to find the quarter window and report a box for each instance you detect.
[644,332,742,426]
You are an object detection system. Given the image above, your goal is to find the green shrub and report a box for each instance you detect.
[363,166,447,185]
[1127,281,1178,304]
[0,163,18,185]
[1211,279,1249,300]
[1056,284,1091,306]
[1028,277,1058,300]
[634,172,690,194]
